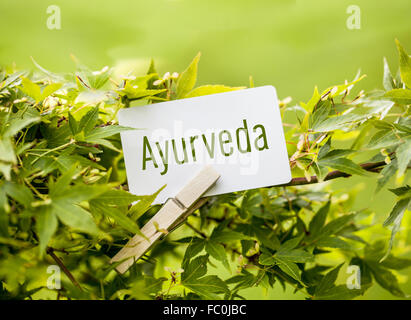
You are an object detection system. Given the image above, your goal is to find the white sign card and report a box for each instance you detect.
[118,86,291,204]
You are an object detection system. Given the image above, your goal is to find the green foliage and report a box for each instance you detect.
[0,40,410,300]
[176,53,201,99]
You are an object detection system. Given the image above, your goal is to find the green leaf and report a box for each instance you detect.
[388,185,411,197]
[383,197,410,227]
[314,285,362,300]
[312,162,329,182]
[86,138,120,152]
[279,234,304,251]
[301,86,320,113]
[351,122,373,150]
[147,59,157,76]
[226,270,257,291]
[205,240,229,270]
[0,188,9,236]
[254,228,281,250]
[395,39,411,88]
[182,275,228,300]
[181,254,208,283]
[83,125,135,141]
[273,256,302,282]
[383,57,395,91]
[94,189,142,206]
[68,112,79,135]
[183,238,206,262]
[176,53,201,98]
[20,77,42,102]
[0,162,12,181]
[309,100,331,130]
[367,129,407,149]
[41,121,72,148]
[312,113,364,132]
[0,139,16,163]
[380,255,411,270]
[317,138,331,159]
[322,74,366,98]
[367,261,406,297]
[275,248,314,263]
[55,154,105,172]
[315,236,351,250]
[396,139,411,177]
[52,200,100,235]
[210,230,247,243]
[78,106,99,135]
[259,252,276,266]
[119,85,167,100]
[309,201,330,236]
[384,89,411,104]
[144,276,166,295]
[320,214,356,238]
[49,165,79,197]
[42,82,62,99]
[394,122,411,134]
[31,57,66,82]
[319,158,371,176]
[3,181,34,207]
[2,109,40,138]
[241,190,263,218]
[376,159,397,193]
[128,185,166,220]
[75,64,110,90]
[318,149,355,161]
[381,197,411,261]
[315,263,343,296]
[35,205,58,258]
[90,201,141,235]
[185,85,245,98]
[350,257,373,291]
[55,184,109,203]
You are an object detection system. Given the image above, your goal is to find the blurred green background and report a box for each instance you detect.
[1,0,410,299]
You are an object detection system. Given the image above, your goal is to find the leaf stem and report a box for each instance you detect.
[30,139,75,165]
[185,221,207,239]
[24,178,46,200]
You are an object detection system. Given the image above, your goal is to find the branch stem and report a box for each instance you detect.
[46,247,82,291]
[185,222,207,239]
[279,160,387,187]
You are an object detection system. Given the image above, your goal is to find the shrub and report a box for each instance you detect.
[0,40,410,300]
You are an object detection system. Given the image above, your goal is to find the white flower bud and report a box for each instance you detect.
[43,96,59,110]
[122,75,136,81]
[13,97,28,104]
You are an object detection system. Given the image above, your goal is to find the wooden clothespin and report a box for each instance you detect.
[110,165,220,274]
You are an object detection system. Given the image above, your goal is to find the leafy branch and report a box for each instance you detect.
[0,39,410,300]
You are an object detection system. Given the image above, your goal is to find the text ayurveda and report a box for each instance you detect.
[142,119,269,175]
